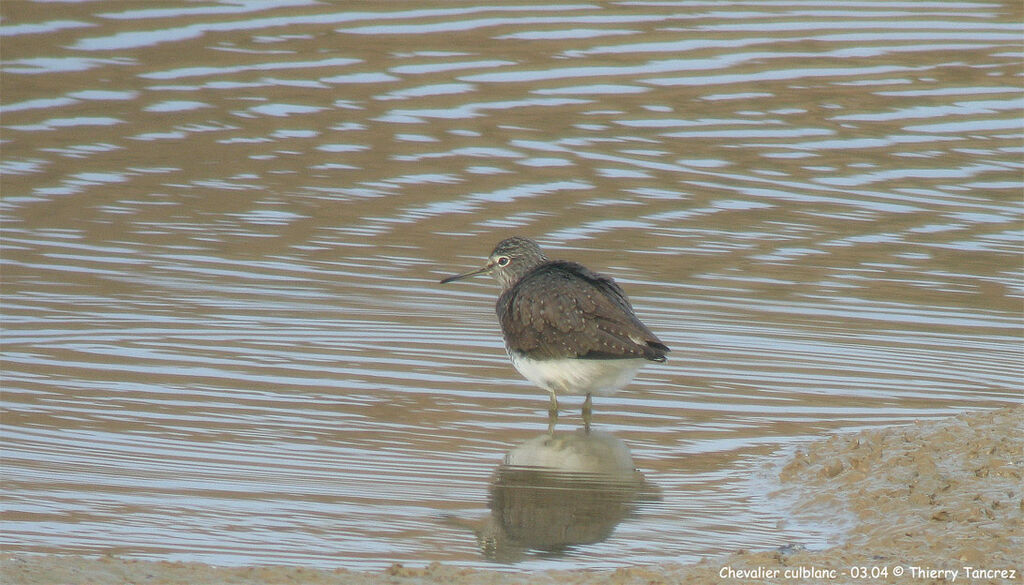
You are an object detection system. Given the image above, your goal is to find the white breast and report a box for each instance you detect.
[507,350,645,396]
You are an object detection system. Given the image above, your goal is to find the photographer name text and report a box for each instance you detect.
[719,564,1018,581]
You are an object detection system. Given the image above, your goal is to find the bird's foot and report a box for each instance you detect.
[582,393,592,434]
[547,392,559,434]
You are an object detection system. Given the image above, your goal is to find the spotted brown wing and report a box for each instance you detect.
[496,261,669,361]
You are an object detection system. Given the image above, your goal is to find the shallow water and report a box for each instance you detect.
[1,0,1021,572]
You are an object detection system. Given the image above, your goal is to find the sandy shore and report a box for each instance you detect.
[4,405,1021,585]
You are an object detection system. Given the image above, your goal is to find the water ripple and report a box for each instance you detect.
[1,0,1020,572]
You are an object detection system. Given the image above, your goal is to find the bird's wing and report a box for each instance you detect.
[497,261,669,361]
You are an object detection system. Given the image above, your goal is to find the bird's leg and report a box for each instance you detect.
[582,393,592,433]
[547,391,559,434]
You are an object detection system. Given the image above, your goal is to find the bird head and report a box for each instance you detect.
[440,236,549,291]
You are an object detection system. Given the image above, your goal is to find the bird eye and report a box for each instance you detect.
[496,256,510,266]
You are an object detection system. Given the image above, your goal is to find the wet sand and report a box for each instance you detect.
[3,405,1021,585]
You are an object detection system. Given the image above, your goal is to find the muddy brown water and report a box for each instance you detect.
[1,0,1021,572]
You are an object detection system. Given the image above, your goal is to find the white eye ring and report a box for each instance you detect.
[496,256,510,266]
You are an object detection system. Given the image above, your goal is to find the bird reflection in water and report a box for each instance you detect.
[448,428,660,562]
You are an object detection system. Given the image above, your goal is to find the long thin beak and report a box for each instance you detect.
[440,264,490,284]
